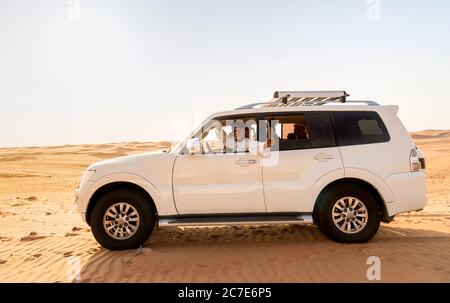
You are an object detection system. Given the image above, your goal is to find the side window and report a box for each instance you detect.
[332,111,390,146]
[268,114,311,151]
[193,116,258,154]
[306,112,336,148]
[267,113,336,151]
[200,121,226,154]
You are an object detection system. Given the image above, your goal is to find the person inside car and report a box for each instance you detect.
[287,123,308,140]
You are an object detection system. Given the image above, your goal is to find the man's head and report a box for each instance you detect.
[293,123,307,139]
[233,127,251,142]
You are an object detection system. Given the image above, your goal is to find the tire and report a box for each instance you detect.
[315,184,380,243]
[90,189,156,250]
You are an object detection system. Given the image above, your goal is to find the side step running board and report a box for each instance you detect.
[158,213,313,227]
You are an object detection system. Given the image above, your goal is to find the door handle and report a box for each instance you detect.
[235,159,257,165]
[313,153,335,162]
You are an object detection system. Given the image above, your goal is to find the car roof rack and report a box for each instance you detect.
[236,91,379,109]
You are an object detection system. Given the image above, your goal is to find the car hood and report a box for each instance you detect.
[87,151,176,179]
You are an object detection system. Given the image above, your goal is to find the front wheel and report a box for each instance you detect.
[315,184,380,243]
[90,189,156,250]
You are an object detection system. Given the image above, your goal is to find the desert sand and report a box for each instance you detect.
[0,131,449,282]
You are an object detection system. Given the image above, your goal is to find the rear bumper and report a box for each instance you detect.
[384,171,427,216]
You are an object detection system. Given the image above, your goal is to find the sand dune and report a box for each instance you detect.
[0,132,449,282]
[411,130,450,140]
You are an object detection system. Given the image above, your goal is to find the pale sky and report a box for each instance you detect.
[1,0,449,147]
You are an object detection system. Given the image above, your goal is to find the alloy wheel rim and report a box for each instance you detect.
[332,196,368,234]
[103,202,140,240]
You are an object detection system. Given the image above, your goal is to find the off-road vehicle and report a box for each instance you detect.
[75,91,426,250]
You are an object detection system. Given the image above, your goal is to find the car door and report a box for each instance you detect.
[172,115,266,214]
[261,111,344,213]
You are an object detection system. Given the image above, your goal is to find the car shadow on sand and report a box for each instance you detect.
[77,223,450,282]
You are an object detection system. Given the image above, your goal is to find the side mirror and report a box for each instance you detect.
[186,138,202,155]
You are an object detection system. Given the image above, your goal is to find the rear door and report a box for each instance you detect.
[261,111,344,213]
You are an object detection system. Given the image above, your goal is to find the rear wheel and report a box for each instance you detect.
[315,184,380,243]
[90,189,156,250]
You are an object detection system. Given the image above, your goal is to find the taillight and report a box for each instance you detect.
[410,148,425,172]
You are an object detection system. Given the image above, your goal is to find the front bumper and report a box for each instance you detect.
[74,180,95,223]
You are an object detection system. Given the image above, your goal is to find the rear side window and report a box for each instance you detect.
[266,112,336,151]
[332,111,390,146]
[306,112,336,148]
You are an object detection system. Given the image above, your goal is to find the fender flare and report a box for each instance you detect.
[311,168,394,214]
[344,168,394,202]
[84,173,168,220]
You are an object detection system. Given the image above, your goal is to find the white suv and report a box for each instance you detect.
[75,91,427,250]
